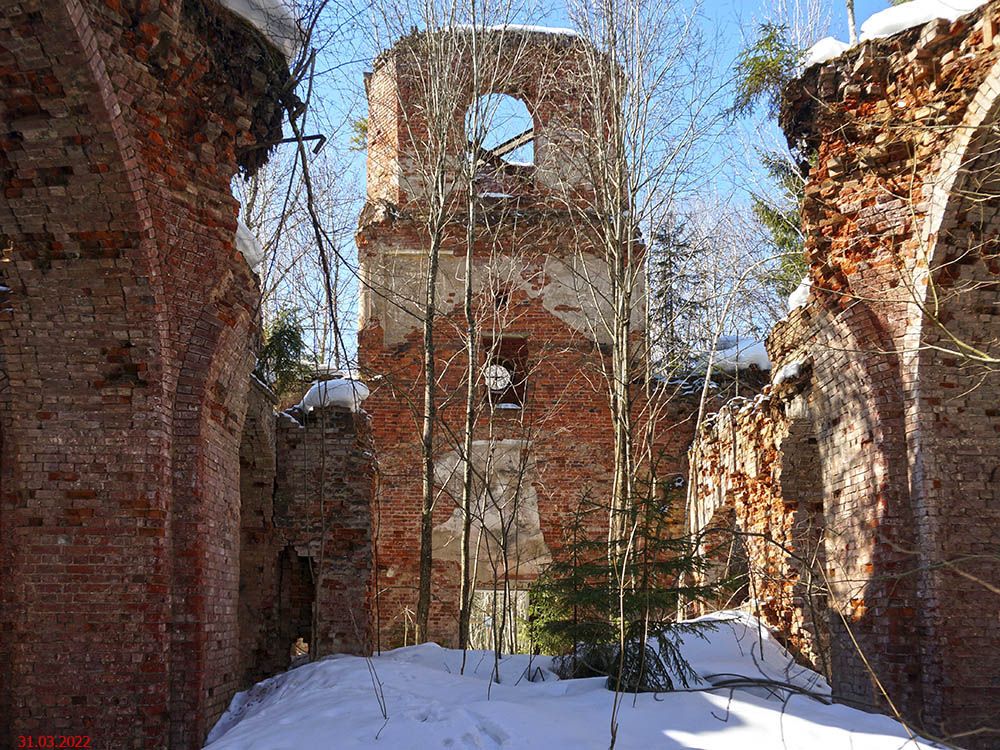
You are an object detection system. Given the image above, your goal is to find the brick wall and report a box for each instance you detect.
[273,402,376,657]
[237,377,283,686]
[359,28,697,648]
[237,379,376,685]
[690,368,830,675]
[691,4,1000,744]
[0,1,290,746]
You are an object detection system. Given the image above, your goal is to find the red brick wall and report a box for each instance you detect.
[237,377,284,686]
[0,1,289,746]
[273,403,376,656]
[237,380,376,684]
[690,370,831,676]
[359,29,697,649]
[692,5,1000,744]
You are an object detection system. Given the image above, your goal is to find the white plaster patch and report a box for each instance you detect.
[432,439,551,576]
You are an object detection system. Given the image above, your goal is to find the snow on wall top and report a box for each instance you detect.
[450,23,580,37]
[296,378,371,413]
[235,220,265,269]
[787,276,811,312]
[713,339,771,373]
[801,37,849,68]
[449,23,580,37]
[215,0,300,59]
[773,360,806,386]
[860,0,986,41]
[801,0,987,68]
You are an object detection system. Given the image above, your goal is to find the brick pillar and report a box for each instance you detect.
[0,0,290,746]
[274,405,376,658]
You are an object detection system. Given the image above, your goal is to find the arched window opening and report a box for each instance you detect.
[466,93,534,168]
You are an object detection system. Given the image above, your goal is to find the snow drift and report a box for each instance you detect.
[205,611,935,749]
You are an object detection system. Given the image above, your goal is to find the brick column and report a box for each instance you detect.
[0,0,289,746]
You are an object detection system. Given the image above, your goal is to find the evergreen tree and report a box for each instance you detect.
[647,216,708,374]
[528,479,718,692]
[349,117,368,153]
[731,23,800,119]
[751,150,809,297]
[254,309,312,400]
[731,23,810,298]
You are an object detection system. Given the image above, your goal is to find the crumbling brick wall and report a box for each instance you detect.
[690,366,829,675]
[273,402,376,656]
[691,4,1000,744]
[0,1,291,746]
[359,28,698,648]
[237,377,283,686]
[237,379,376,686]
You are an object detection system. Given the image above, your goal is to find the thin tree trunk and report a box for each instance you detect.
[459,140,479,657]
[846,0,857,45]
[416,223,442,643]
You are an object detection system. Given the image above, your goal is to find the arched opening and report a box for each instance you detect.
[904,71,1000,734]
[466,93,534,167]
[778,417,830,678]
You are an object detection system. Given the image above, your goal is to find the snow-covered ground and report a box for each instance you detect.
[206,612,936,749]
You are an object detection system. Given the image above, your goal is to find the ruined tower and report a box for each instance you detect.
[358,27,672,646]
[0,1,294,746]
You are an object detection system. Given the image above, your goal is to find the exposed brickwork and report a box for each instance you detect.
[237,379,376,686]
[237,377,283,685]
[690,371,830,675]
[273,402,376,656]
[692,5,1000,744]
[359,29,696,648]
[0,1,290,746]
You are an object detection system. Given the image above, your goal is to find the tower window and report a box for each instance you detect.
[466,94,535,167]
[482,337,527,409]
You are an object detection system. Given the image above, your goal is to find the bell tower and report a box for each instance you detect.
[357,26,645,646]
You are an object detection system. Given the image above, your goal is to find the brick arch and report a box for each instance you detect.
[1,0,285,745]
[167,262,258,746]
[781,297,921,711]
[901,58,1000,739]
[0,0,172,742]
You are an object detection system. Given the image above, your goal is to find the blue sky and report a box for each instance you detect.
[286,0,898,359]
[311,0,896,197]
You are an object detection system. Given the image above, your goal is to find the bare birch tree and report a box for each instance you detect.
[366,4,482,642]
[563,0,724,552]
[556,0,730,743]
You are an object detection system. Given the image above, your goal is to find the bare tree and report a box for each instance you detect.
[845,0,857,45]
[553,0,729,743]
[563,0,724,550]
